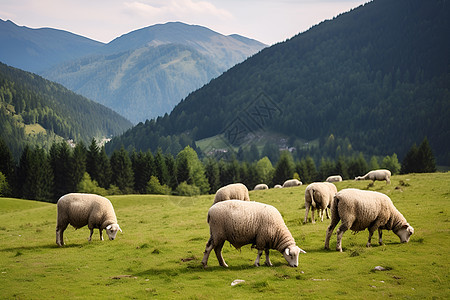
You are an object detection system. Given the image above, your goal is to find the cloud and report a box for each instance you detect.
[123,0,233,20]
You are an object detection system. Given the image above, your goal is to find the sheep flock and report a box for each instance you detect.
[55,170,413,271]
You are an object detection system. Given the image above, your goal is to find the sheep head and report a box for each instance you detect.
[395,224,414,243]
[105,224,122,240]
[283,246,306,267]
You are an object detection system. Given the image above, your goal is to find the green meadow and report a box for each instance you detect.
[1,173,449,299]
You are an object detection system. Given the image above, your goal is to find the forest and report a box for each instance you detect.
[0,136,436,203]
[0,62,132,160]
[106,0,450,165]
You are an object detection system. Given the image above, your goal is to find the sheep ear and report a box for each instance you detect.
[118,225,122,233]
[106,225,112,230]
[299,248,307,254]
[285,248,290,256]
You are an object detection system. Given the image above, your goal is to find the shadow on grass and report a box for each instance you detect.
[134,260,288,278]
[0,242,87,252]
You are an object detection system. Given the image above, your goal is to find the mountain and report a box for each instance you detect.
[38,22,266,123]
[0,19,103,73]
[0,62,132,159]
[105,0,450,165]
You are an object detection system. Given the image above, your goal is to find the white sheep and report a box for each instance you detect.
[56,193,122,246]
[326,175,342,183]
[282,179,302,188]
[324,188,414,252]
[202,200,306,268]
[213,183,250,204]
[254,183,269,190]
[273,184,282,189]
[304,182,337,224]
[355,169,391,184]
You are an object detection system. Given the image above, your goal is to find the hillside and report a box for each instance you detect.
[0,19,103,73]
[41,22,267,123]
[0,62,132,159]
[0,172,449,298]
[106,0,450,165]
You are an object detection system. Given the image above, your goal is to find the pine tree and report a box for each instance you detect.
[72,141,87,190]
[401,144,418,174]
[110,147,134,194]
[273,151,295,185]
[97,146,112,189]
[204,157,220,194]
[86,138,100,183]
[154,148,169,186]
[417,137,436,173]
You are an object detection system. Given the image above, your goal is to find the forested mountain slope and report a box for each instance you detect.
[106,0,450,165]
[0,63,132,159]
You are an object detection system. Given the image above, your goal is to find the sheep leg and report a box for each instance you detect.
[304,203,310,224]
[99,229,103,241]
[325,221,338,250]
[56,223,68,246]
[89,228,94,241]
[254,249,263,266]
[378,228,383,245]
[319,209,324,222]
[336,224,348,252]
[214,240,228,268]
[325,207,330,219]
[311,208,316,224]
[264,249,272,267]
[366,225,378,247]
[201,238,214,268]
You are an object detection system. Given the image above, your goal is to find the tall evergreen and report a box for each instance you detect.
[417,137,436,173]
[50,141,76,200]
[97,146,112,189]
[154,148,170,186]
[86,138,100,183]
[72,141,87,190]
[110,147,134,194]
[273,151,295,185]
[204,157,220,194]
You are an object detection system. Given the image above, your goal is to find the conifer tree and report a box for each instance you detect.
[204,157,220,194]
[273,151,295,185]
[86,138,100,183]
[97,146,112,189]
[110,146,134,194]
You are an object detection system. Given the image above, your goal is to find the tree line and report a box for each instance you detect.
[0,136,436,202]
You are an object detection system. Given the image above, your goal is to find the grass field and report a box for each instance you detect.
[1,173,449,299]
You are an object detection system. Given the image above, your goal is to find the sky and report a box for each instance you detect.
[0,0,369,45]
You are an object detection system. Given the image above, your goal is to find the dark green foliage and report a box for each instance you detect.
[203,158,220,194]
[50,141,77,201]
[17,145,54,201]
[106,0,450,165]
[131,150,155,194]
[110,147,134,194]
[401,137,436,174]
[0,62,132,160]
[273,151,295,185]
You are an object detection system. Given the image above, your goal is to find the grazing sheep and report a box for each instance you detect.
[282,179,302,188]
[304,182,337,224]
[202,200,306,268]
[326,175,342,183]
[273,184,282,189]
[355,169,391,184]
[254,183,269,190]
[213,183,250,204]
[324,189,414,252]
[56,193,122,246]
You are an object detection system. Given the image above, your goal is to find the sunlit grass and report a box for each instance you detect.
[0,172,449,299]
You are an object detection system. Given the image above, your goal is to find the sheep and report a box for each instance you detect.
[282,179,302,188]
[304,182,337,224]
[273,184,282,189]
[56,193,122,246]
[254,183,269,190]
[326,175,342,183]
[324,188,414,252]
[213,183,250,204]
[202,200,306,268]
[355,169,391,184]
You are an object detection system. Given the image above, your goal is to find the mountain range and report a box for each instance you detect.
[0,20,266,123]
[105,0,450,165]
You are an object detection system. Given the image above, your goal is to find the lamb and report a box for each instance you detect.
[324,188,414,252]
[273,184,282,189]
[304,182,337,224]
[282,179,302,188]
[56,193,122,246]
[202,200,306,268]
[254,183,269,190]
[326,175,342,183]
[213,183,250,204]
[355,169,391,184]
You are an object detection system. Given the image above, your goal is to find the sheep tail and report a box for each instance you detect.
[331,194,340,220]
[309,188,316,208]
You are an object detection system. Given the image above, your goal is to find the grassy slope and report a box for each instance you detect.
[0,173,449,299]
